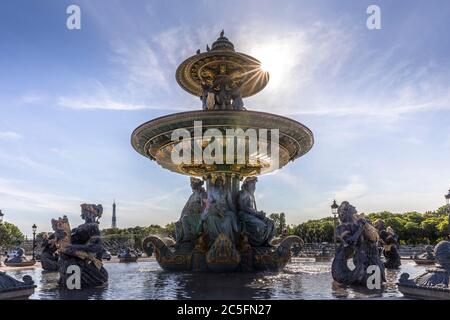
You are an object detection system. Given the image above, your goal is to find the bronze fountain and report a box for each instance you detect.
[132,31,314,272]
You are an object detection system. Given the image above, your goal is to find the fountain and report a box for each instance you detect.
[398,240,450,299]
[0,273,35,299]
[4,247,36,267]
[118,247,139,263]
[132,31,313,272]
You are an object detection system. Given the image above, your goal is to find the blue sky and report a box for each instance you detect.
[1,0,450,236]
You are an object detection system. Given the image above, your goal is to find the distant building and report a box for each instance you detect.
[112,201,117,229]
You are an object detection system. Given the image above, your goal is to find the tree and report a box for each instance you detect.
[269,212,287,236]
[420,219,439,244]
[0,222,25,247]
[290,207,448,245]
[164,222,176,238]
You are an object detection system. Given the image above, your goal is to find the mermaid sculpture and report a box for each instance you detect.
[331,201,386,286]
[54,204,108,289]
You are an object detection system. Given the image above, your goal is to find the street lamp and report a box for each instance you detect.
[331,200,339,253]
[445,189,450,238]
[0,210,4,266]
[32,223,37,261]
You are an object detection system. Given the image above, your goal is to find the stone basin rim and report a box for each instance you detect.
[131,109,315,152]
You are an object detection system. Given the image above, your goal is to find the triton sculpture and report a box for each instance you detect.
[135,31,313,272]
[54,204,108,288]
[331,201,386,286]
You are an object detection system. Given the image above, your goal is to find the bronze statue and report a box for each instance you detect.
[231,83,244,110]
[40,232,59,271]
[374,219,401,269]
[202,175,239,246]
[175,177,207,247]
[54,210,108,289]
[213,76,234,110]
[200,81,215,110]
[331,201,386,286]
[414,245,436,261]
[237,177,275,247]
[80,203,103,224]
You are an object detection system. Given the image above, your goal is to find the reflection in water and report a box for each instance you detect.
[4,259,427,300]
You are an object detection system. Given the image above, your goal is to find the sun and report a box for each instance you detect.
[250,43,294,88]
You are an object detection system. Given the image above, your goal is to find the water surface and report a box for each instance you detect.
[5,258,427,300]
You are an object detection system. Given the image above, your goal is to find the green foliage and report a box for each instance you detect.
[269,212,287,236]
[0,222,25,247]
[97,206,449,245]
[100,224,174,242]
[36,231,48,242]
[291,207,449,245]
[164,222,176,239]
[101,224,167,236]
[292,217,335,243]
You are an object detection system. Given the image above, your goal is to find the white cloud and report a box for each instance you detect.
[110,38,171,94]
[0,131,21,140]
[0,178,83,213]
[223,22,450,120]
[56,80,189,111]
[0,153,65,177]
[19,93,47,104]
[58,96,153,111]
[334,175,368,201]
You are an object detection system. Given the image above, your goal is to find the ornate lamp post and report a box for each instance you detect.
[331,200,339,253]
[32,223,37,261]
[445,189,450,238]
[0,210,4,266]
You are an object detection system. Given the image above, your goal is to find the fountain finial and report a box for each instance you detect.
[211,30,234,52]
